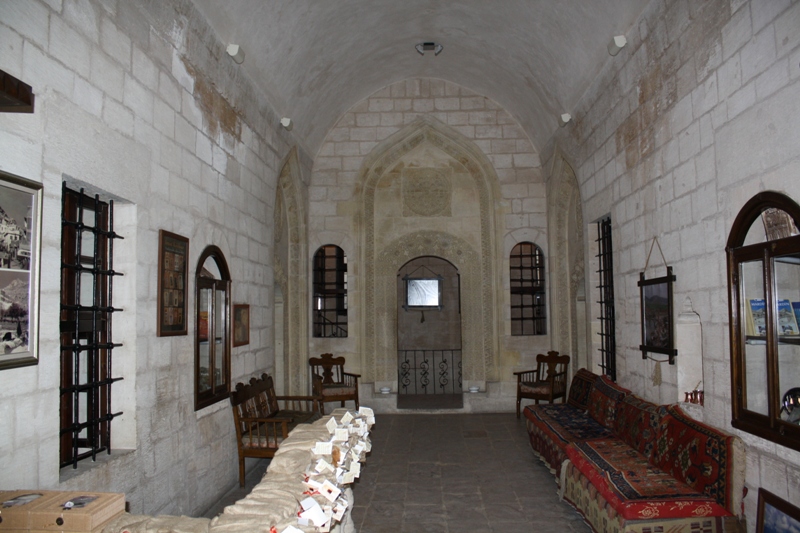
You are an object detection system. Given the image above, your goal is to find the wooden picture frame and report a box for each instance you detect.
[157,230,189,336]
[0,171,42,370]
[233,304,250,347]
[757,488,800,533]
[639,266,677,364]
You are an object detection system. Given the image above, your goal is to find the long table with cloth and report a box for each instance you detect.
[103,408,373,533]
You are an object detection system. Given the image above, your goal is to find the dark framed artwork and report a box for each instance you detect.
[757,488,800,533]
[0,171,42,370]
[233,304,249,347]
[157,230,188,336]
[639,266,677,363]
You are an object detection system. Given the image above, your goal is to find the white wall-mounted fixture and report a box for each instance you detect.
[607,35,627,56]
[415,42,443,56]
[280,117,293,131]
[226,43,245,64]
[559,113,572,127]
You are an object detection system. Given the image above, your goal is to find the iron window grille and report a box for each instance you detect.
[596,217,616,380]
[510,242,546,335]
[313,245,347,337]
[59,184,123,469]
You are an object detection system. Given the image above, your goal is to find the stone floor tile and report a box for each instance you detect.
[400,519,448,532]
[447,518,492,532]
[348,413,590,532]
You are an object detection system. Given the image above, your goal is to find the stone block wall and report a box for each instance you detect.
[548,0,800,525]
[0,0,305,517]
[309,78,551,385]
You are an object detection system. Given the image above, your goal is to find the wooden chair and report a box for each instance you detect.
[309,353,360,414]
[229,373,322,486]
[513,351,570,418]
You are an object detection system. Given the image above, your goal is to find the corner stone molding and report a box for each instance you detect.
[548,149,584,362]
[274,147,309,395]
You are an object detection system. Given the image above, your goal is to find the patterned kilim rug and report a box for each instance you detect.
[397,393,463,409]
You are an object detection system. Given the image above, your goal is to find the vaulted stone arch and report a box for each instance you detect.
[547,148,585,371]
[274,147,309,395]
[358,116,502,385]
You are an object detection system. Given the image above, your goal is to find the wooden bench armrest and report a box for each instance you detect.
[513,369,540,382]
[275,395,324,413]
[275,394,321,402]
[343,372,361,378]
[238,416,289,447]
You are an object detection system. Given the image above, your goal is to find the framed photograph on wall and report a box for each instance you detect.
[0,171,42,370]
[639,266,677,364]
[757,488,800,533]
[157,230,189,336]
[233,304,249,347]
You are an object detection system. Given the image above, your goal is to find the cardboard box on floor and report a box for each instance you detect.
[0,491,64,531]
[27,492,124,532]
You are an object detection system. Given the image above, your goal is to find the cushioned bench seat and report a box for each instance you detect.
[524,404,612,474]
[566,438,730,521]
[524,368,745,533]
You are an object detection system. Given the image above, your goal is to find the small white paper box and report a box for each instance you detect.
[319,480,341,503]
[326,417,338,434]
[313,442,332,455]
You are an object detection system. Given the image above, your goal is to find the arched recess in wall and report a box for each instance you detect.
[547,149,586,372]
[358,116,502,385]
[273,147,309,395]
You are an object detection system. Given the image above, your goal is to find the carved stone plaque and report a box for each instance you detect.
[402,168,452,217]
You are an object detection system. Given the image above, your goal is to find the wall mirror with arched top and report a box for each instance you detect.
[195,245,231,410]
[727,191,800,450]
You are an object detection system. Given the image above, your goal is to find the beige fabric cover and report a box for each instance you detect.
[102,514,210,533]
[104,413,363,533]
[267,448,313,475]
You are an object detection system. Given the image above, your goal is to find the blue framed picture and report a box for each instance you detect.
[757,488,800,533]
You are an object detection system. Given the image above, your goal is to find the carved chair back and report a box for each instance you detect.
[309,353,347,385]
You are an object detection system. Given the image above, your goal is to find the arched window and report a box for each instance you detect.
[510,242,546,335]
[195,246,231,410]
[727,191,800,451]
[313,245,347,337]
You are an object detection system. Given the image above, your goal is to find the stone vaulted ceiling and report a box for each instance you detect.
[191,0,650,156]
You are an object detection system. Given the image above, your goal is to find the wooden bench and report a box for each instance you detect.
[229,373,322,486]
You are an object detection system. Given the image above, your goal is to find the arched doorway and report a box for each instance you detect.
[396,256,463,409]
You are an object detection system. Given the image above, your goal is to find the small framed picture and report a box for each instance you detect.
[757,488,800,533]
[639,266,677,363]
[0,171,42,371]
[233,304,250,347]
[157,230,189,336]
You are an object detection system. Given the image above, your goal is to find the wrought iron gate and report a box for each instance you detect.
[398,349,462,394]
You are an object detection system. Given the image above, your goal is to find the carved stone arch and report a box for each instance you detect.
[547,148,585,369]
[274,147,309,395]
[376,231,483,382]
[359,116,501,383]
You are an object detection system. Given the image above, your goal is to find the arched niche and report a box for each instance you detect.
[359,117,501,385]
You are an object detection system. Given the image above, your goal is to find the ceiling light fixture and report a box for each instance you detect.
[226,43,245,64]
[415,42,443,56]
[607,35,627,56]
[280,117,293,131]
[559,113,572,127]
